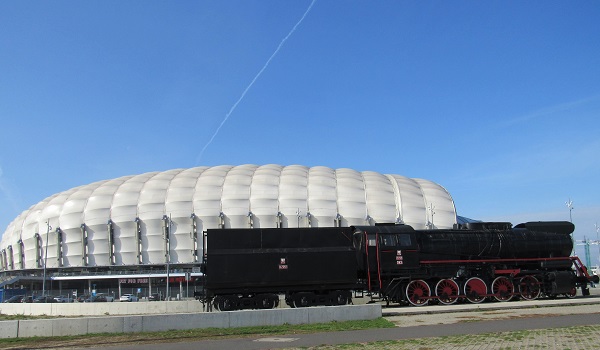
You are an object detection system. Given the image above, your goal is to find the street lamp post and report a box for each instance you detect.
[163,214,171,301]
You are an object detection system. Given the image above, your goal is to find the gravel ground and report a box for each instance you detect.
[386,303,600,327]
[294,288,600,349]
[292,325,600,349]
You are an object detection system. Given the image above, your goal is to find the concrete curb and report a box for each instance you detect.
[0,304,381,338]
[0,300,206,317]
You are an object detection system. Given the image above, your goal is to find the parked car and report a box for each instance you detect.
[3,295,25,303]
[33,296,57,303]
[21,296,34,303]
[119,294,138,302]
[85,295,103,302]
[54,295,73,303]
[86,293,114,302]
[76,294,90,302]
[100,293,115,302]
[148,293,163,301]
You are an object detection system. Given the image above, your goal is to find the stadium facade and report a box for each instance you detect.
[0,164,457,299]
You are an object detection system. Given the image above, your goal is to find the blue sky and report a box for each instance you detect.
[1,1,599,264]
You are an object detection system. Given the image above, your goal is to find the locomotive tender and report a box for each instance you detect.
[202,221,598,311]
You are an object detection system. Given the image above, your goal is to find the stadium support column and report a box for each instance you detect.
[219,212,225,229]
[1,249,5,270]
[248,211,254,228]
[81,224,88,266]
[107,220,115,265]
[56,227,64,267]
[191,213,198,263]
[6,245,13,270]
[17,239,24,269]
[135,218,142,264]
[34,233,41,268]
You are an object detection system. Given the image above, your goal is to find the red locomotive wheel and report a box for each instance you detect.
[565,287,577,299]
[435,279,459,305]
[406,280,431,306]
[464,277,487,303]
[519,275,541,300]
[491,276,514,302]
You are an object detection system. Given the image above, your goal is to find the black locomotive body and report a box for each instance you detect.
[205,227,358,311]
[203,221,598,310]
[353,221,591,306]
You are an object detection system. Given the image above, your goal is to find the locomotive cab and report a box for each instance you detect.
[353,225,420,293]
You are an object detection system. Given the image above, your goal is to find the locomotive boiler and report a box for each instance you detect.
[201,221,597,311]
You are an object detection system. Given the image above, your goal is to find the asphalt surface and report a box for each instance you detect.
[76,289,600,350]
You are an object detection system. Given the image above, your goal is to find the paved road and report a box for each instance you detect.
[75,289,600,350]
[98,313,599,350]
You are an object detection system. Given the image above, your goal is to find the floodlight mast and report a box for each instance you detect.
[566,199,574,222]
[427,204,436,229]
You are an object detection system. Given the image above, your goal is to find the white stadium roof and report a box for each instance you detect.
[0,165,457,271]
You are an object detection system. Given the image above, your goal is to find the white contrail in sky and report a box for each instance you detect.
[196,0,317,163]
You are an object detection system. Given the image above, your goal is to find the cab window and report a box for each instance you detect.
[380,233,412,248]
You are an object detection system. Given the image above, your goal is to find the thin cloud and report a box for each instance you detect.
[496,94,600,129]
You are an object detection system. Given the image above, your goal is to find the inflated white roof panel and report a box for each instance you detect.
[307,166,338,226]
[0,165,457,270]
[336,168,367,226]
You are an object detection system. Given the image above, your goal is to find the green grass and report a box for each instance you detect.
[0,314,57,321]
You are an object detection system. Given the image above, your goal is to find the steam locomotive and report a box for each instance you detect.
[202,221,598,311]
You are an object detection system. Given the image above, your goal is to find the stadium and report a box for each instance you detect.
[0,164,459,300]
